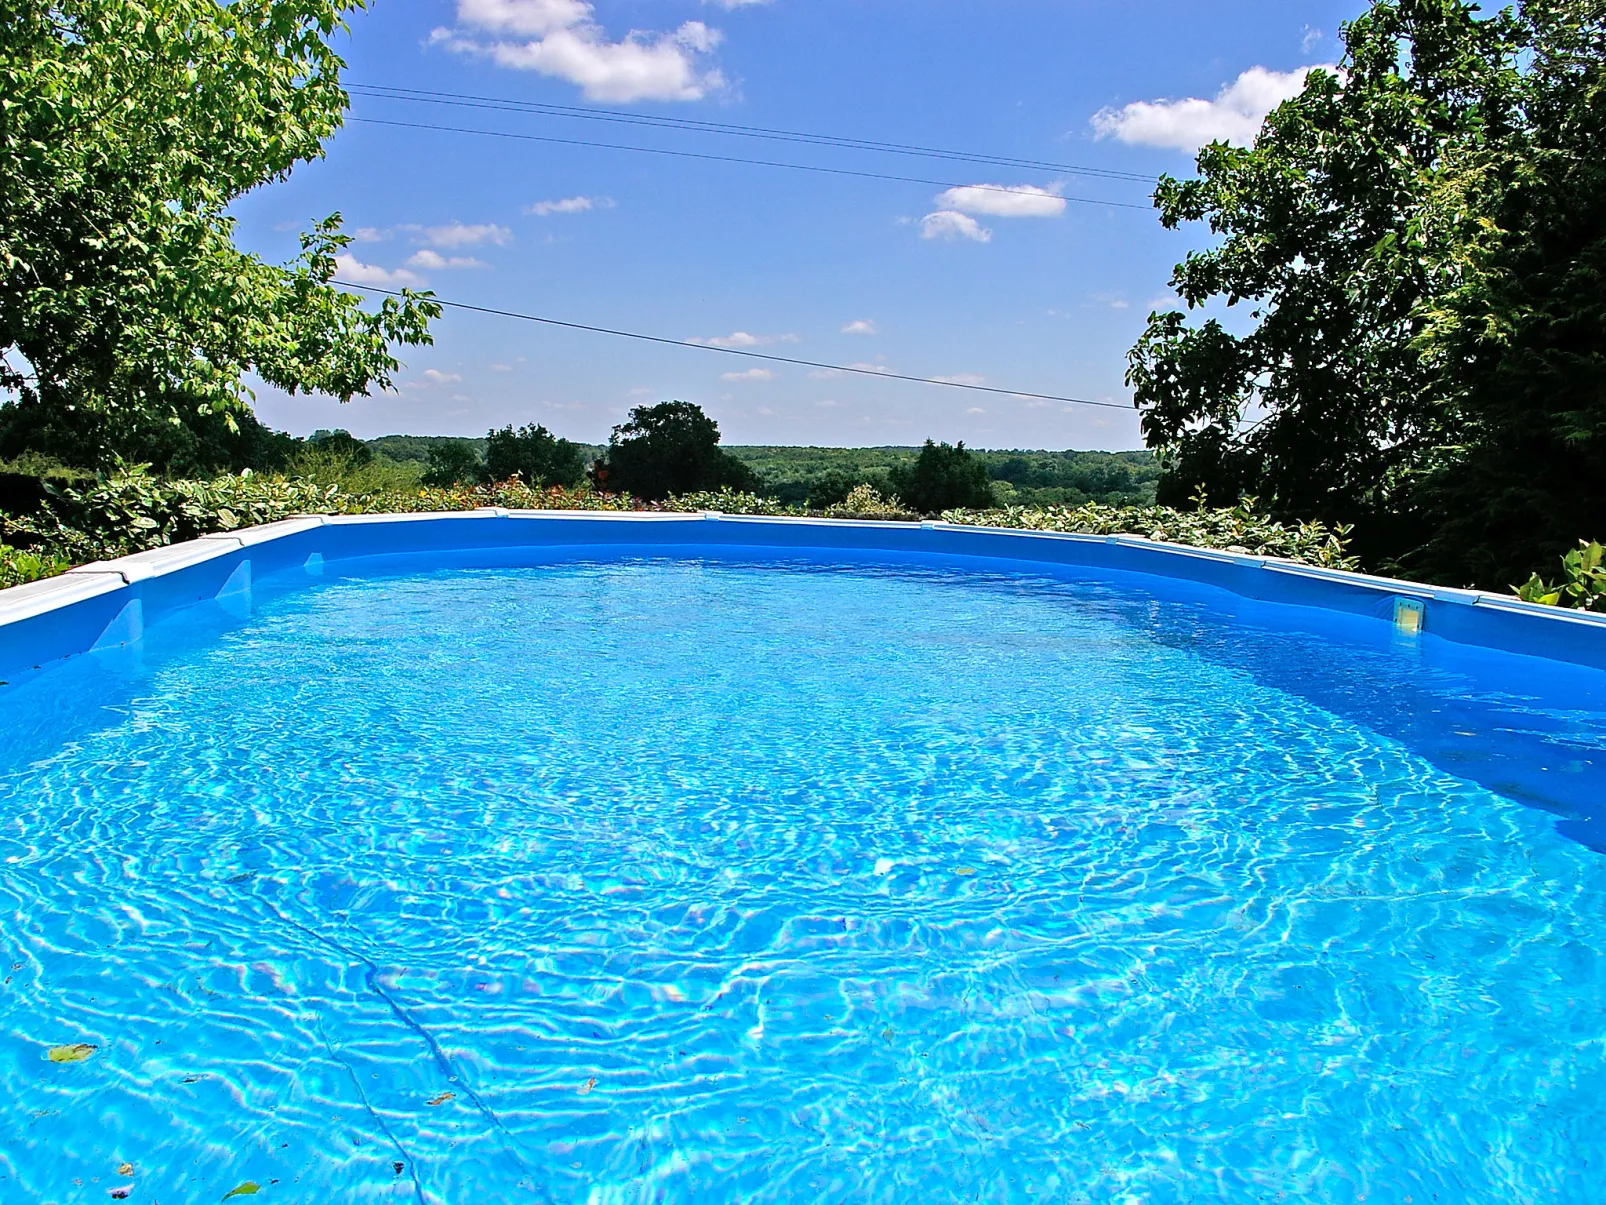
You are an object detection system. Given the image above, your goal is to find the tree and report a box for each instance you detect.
[1125,0,1537,574]
[483,423,586,487]
[422,439,483,488]
[596,402,754,501]
[1401,0,1606,585]
[887,440,995,515]
[0,0,439,468]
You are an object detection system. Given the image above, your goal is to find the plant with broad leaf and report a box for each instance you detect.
[1515,541,1606,612]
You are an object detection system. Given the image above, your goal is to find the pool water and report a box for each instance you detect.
[2,556,1604,1203]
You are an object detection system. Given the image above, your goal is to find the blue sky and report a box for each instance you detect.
[236,0,1367,449]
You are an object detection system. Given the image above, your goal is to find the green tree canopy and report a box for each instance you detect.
[1128,0,1605,586]
[421,438,484,488]
[484,423,586,488]
[0,0,438,467]
[887,440,995,515]
[597,402,754,501]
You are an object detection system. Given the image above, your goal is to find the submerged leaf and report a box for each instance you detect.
[426,1091,455,1107]
[47,1043,97,1063]
[221,1182,261,1199]
[578,1077,596,1096]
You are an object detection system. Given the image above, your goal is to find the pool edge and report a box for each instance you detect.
[2,509,1603,677]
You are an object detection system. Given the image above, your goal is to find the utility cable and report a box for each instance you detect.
[348,83,1159,186]
[345,116,1155,211]
[334,282,1135,412]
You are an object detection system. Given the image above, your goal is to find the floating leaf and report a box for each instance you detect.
[111,1189,131,1200]
[47,1043,97,1063]
[954,867,976,876]
[117,1162,134,1176]
[426,1091,455,1107]
[578,1077,596,1096]
[222,1183,260,1200]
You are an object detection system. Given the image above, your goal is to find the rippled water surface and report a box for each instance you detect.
[2,556,1605,1204]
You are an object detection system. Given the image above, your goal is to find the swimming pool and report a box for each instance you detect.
[2,515,1604,1202]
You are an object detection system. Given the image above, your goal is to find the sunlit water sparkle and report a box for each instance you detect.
[1,556,1603,1203]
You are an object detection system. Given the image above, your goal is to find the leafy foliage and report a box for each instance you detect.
[1127,0,1606,587]
[484,424,587,488]
[13,465,339,560]
[887,440,995,515]
[0,0,438,462]
[660,489,804,516]
[596,402,755,501]
[1515,540,1606,611]
[825,484,917,521]
[0,542,70,590]
[421,439,483,487]
[941,499,1360,569]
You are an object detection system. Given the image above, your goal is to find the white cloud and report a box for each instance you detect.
[1301,26,1324,54]
[965,407,987,415]
[920,211,992,243]
[934,373,987,386]
[935,183,1066,219]
[435,0,725,102]
[840,319,877,335]
[417,221,513,248]
[1091,66,1330,153]
[844,362,890,375]
[688,331,799,348]
[525,195,615,216]
[490,363,513,372]
[407,249,488,269]
[720,367,775,382]
[423,369,463,384]
[353,226,390,243]
[333,254,422,287]
[702,0,769,7]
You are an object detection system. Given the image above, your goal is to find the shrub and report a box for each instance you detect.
[941,498,1359,569]
[1515,541,1606,612]
[0,543,72,590]
[825,485,919,521]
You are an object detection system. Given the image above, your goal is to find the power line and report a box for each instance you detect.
[348,83,1159,186]
[334,282,1135,412]
[345,116,1156,211]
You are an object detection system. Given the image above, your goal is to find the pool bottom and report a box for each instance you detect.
[0,559,1602,1203]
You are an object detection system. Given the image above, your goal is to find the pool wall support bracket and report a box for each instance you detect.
[3,510,1605,678]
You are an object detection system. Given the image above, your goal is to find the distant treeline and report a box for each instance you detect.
[350,437,1159,509]
[723,446,1158,508]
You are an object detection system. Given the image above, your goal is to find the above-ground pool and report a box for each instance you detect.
[2,516,1604,1203]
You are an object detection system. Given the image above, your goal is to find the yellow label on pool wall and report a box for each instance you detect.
[1394,597,1426,636]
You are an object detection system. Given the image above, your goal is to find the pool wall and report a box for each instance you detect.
[3,509,1605,679]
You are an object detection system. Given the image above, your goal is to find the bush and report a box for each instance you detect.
[596,402,754,501]
[941,498,1359,569]
[887,440,994,515]
[1515,541,1606,612]
[0,543,72,590]
[825,485,919,521]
